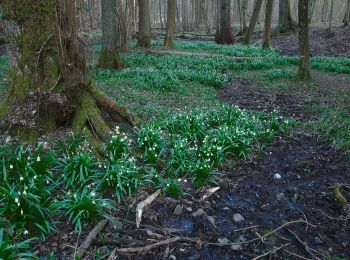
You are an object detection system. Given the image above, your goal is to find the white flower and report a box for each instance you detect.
[90,192,96,197]
[23,230,29,235]
[23,191,27,196]
[9,165,13,170]
[36,156,41,162]
[20,209,24,215]
[15,198,19,204]
[34,175,37,180]
[20,177,24,181]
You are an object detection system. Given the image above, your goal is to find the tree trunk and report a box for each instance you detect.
[0,0,137,143]
[136,0,151,48]
[328,0,334,32]
[278,0,295,33]
[98,0,124,70]
[159,0,164,29]
[181,0,189,31]
[164,0,176,47]
[215,0,234,44]
[297,0,311,80]
[243,0,263,45]
[345,0,350,26]
[262,0,273,49]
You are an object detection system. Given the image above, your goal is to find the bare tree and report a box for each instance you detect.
[136,0,151,48]
[262,0,274,49]
[165,0,176,47]
[243,0,263,45]
[215,0,235,44]
[297,0,311,80]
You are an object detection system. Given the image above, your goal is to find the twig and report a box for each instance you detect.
[283,249,312,260]
[136,189,161,228]
[251,243,291,260]
[286,228,321,260]
[76,219,108,259]
[107,248,117,260]
[117,236,184,254]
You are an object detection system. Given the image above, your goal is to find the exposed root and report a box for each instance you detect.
[334,183,348,210]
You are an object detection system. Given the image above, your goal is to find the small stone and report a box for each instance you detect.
[186,207,193,212]
[276,193,285,200]
[169,255,176,260]
[5,136,12,143]
[218,238,230,246]
[231,244,242,251]
[274,174,282,180]
[174,204,183,215]
[192,208,205,217]
[207,216,216,226]
[233,214,245,223]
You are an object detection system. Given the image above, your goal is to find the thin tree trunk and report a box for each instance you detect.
[343,0,350,26]
[262,0,273,49]
[136,0,151,48]
[278,0,295,32]
[159,0,164,29]
[164,0,176,47]
[328,0,334,32]
[243,0,263,45]
[98,0,124,69]
[297,0,311,80]
[215,0,234,44]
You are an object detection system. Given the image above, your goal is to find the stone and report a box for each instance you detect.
[174,204,183,215]
[231,244,242,251]
[276,193,285,200]
[233,214,245,223]
[192,208,205,217]
[274,174,282,180]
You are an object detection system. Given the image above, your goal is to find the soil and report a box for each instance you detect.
[35,70,350,260]
[270,26,350,58]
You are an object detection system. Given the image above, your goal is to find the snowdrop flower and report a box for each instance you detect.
[21,209,24,215]
[36,156,41,162]
[23,191,27,196]
[9,165,13,170]
[46,180,49,184]
[90,192,96,197]
[15,198,19,204]
[20,177,24,181]
[24,230,29,235]
[34,175,37,180]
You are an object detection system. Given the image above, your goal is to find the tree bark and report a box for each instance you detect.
[215,0,234,44]
[136,0,151,48]
[328,0,334,32]
[243,0,263,45]
[262,0,273,49]
[0,0,137,143]
[278,0,295,33]
[181,0,189,31]
[98,0,124,70]
[164,0,176,48]
[297,0,311,80]
[345,0,350,26]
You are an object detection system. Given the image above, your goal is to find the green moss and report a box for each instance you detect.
[97,50,124,70]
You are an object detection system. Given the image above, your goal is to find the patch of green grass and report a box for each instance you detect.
[310,106,350,154]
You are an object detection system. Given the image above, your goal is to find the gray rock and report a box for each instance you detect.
[233,214,245,223]
[192,208,205,217]
[174,204,184,215]
[276,193,285,200]
[231,244,243,251]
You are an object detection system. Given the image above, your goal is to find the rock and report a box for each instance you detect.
[276,193,285,200]
[206,216,216,226]
[174,204,183,215]
[186,207,193,212]
[233,214,245,223]
[231,244,242,251]
[169,255,176,260]
[274,174,282,180]
[192,208,205,217]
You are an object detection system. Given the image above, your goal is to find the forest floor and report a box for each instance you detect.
[0,26,350,259]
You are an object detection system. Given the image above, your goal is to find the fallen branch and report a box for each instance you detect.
[117,236,184,254]
[76,219,108,259]
[107,248,117,260]
[136,189,161,228]
[286,228,321,260]
[200,187,220,201]
[252,243,291,260]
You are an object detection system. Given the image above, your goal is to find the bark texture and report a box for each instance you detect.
[0,0,137,143]
[297,0,311,80]
[243,0,263,45]
[215,0,234,44]
[136,0,151,48]
[98,0,124,70]
[262,0,274,49]
[278,0,296,32]
[164,0,176,48]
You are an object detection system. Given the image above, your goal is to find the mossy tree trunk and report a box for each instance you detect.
[262,0,274,49]
[0,0,137,143]
[215,0,234,44]
[243,0,263,45]
[164,0,176,48]
[98,0,124,70]
[136,0,151,48]
[297,0,311,80]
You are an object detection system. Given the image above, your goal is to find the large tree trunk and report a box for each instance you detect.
[0,0,137,143]
[164,0,176,48]
[297,0,311,80]
[243,0,263,45]
[98,0,124,70]
[136,0,151,48]
[344,0,350,26]
[181,0,189,31]
[215,0,234,44]
[278,0,295,33]
[262,0,274,49]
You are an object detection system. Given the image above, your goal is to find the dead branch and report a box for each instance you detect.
[76,219,108,259]
[136,189,161,228]
[286,228,321,260]
[251,243,291,260]
[117,236,184,254]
